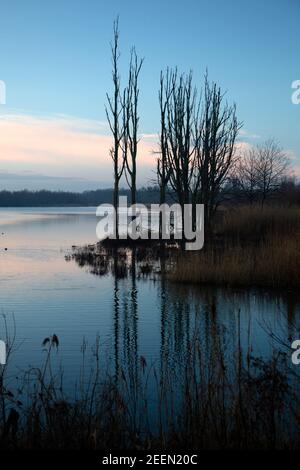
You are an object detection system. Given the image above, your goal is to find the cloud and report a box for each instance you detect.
[0,112,158,189]
[0,170,111,191]
[284,149,300,177]
[234,140,252,154]
[238,129,261,140]
[3,111,290,189]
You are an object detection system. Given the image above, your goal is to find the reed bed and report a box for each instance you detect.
[220,204,300,242]
[171,205,300,289]
[0,327,300,450]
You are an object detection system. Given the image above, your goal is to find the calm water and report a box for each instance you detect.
[0,207,299,392]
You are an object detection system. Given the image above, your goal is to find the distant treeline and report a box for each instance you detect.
[0,186,167,207]
[226,178,300,207]
[1,179,300,207]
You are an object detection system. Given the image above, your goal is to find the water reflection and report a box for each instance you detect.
[1,208,300,414]
[70,244,300,412]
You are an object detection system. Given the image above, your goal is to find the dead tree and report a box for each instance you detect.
[234,139,289,206]
[163,69,200,234]
[157,70,172,238]
[158,71,241,241]
[196,76,241,232]
[232,147,258,205]
[106,18,124,238]
[123,49,144,206]
[255,139,289,206]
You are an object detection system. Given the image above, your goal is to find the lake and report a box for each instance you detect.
[0,207,299,398]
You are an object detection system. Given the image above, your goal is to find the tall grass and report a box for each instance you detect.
[219,205,300,242]
[1,326,300,450]
[171,205,300,289]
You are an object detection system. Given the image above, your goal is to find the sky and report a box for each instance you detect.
[0,0,299,191]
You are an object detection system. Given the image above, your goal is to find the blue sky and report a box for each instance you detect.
[0,0,299,190]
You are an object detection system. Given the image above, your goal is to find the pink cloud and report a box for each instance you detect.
[0,113,157,183]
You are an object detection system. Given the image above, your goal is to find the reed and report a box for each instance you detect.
[0,326,299,450]
[170,205,300,289]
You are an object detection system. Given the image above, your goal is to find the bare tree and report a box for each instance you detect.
[106,18,124,238]
[158,70,241,240]
[163,69,200,227]
[196,76,241,232]
[157,70,172,238]
[123,49,144,206]
[234,139,290,206]
[255,139,289,206]
[232,147,258,205]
